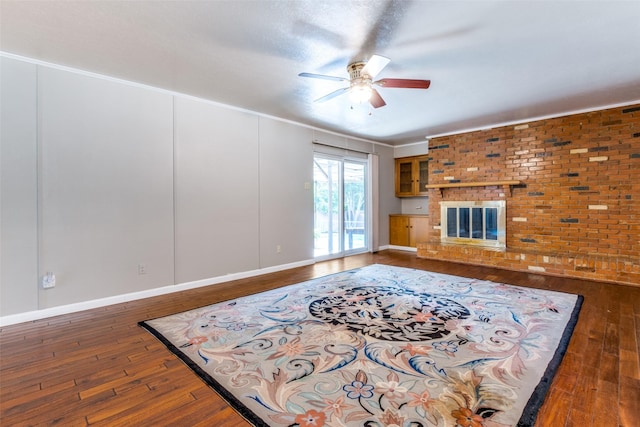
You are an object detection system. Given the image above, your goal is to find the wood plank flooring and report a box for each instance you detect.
[1,250,639,426]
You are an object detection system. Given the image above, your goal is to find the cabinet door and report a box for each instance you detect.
[395,159,415,197]
[389,216,410,246]
[415,156,430,196]
[409,216,430,247]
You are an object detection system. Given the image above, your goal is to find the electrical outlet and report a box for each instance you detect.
[276,245,282,253]
[42,272,56,289]
[138,264,147,275]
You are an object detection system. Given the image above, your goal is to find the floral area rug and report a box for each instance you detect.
[139,264,582,427]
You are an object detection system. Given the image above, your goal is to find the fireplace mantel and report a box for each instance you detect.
[425,180,523,196]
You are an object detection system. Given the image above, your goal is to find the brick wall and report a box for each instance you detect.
[417,104,640,286]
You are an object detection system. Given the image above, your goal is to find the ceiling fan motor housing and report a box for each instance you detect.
[348,61,372,89]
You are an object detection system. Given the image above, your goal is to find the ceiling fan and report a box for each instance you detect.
[298,55,430,108]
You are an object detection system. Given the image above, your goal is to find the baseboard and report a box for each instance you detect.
[387,245,418,252]
[0,259,315,327]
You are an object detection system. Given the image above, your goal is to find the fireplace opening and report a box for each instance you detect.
[440,200,506,249]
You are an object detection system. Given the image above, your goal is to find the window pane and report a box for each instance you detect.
[472,207,483,239]
[313,157,342,256]
[459,208,470,238]
[343,161,366,251]
[399,163,412,193]
[418,159,429,189]
[486,208,498,240]
[447,208,457,237]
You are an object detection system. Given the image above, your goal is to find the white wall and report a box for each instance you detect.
[394,141,429,158]
[259,118,314,267]
[0,55,397,321]
[37,67,175,308]
[174,97,260,282]
[400,198,429,215]
[376,143,399,245]
[1,58,39,315]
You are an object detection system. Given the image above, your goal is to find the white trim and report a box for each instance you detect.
[395,139,431,149]
[0,259,314,327]
[388,245,418,252]
[368,153,379,252]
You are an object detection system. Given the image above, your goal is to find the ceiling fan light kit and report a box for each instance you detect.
[349,83,373,104]
[347,62,374,103]
[299,54,430,109]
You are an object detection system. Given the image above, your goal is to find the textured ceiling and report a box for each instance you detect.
[2,0,640,145]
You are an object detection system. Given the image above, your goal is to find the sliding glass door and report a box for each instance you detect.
[313,156,341,257]
[343,160,366,253]
[313,154,368,259]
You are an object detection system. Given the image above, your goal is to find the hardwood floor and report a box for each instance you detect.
[1,250,639,426]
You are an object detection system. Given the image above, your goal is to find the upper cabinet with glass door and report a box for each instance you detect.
[394,155,429,197]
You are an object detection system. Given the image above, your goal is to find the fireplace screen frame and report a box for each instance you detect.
[440,200,506,249]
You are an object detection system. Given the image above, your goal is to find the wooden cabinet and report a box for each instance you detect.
[389,215,429,247]
[395,155,429,197]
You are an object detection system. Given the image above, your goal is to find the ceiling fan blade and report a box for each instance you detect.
[315,87,350,103]
[369,88,386,109]
[375,78,431,89]
[298,72,348,82]
[361,54,391,78]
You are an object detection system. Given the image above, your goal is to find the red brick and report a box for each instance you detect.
[421,104,640,286]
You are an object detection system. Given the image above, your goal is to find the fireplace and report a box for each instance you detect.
[440,200,506,249]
